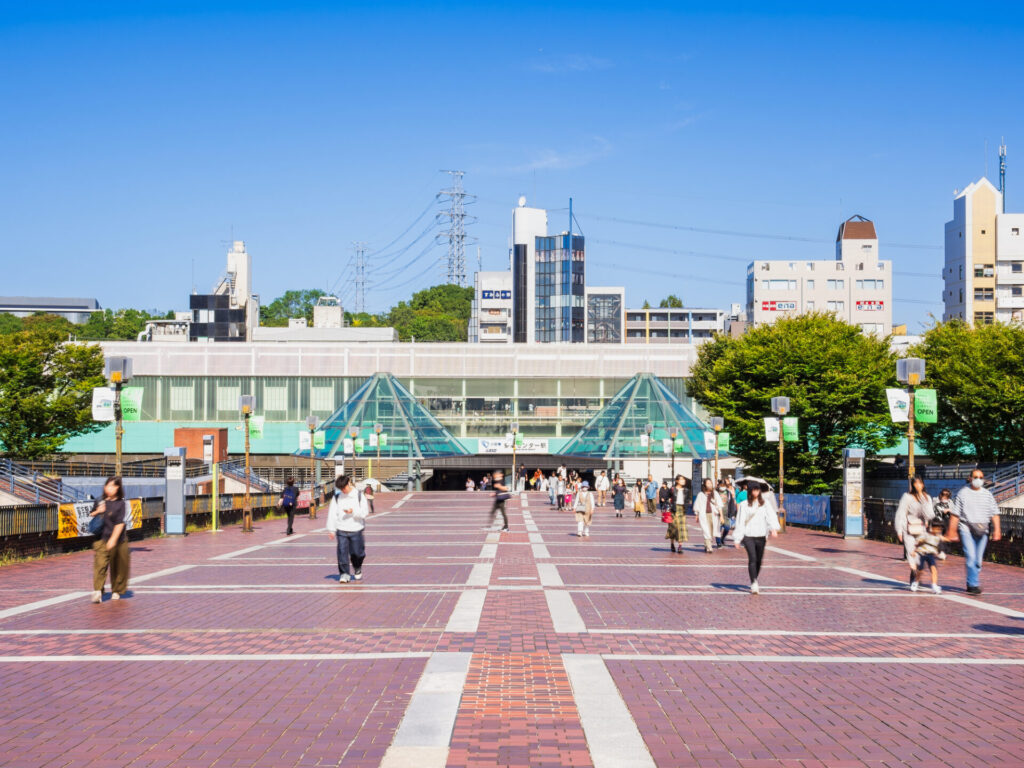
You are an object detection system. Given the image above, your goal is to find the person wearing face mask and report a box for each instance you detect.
[948,469,1002,595]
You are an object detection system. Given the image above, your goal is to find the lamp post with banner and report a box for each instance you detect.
[771,396,789,532]
[896,358,926,490]
[306,415,320,518]
[669,427,678,480]
[239,395,255,533]
[510,422,519,490]
[349,426,360,481]
[709,417,724,481]
[104,356,133,476]
[645,423,654,477]
[372,422,383,482]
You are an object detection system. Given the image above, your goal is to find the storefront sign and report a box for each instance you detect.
[856,300,885,311]
[479,437,550,454]
[761,301,797,312]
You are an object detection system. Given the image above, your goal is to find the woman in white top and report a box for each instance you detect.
[574,482,596,537]
[692,478,724,554]
[732,482,781,594]
[326,475,371,584]
[894,476,934,592]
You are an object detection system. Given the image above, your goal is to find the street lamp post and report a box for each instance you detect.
[771,397,789,532]
[104,357,133,477]
[239,395,255,533]
[306,415,320,519]
[896,358,926,489]
[709,417,724,482]
[373,422,383,483]
[669,428,678,480]
[349,427,360,482]
[510,422,519,491]
[645,423,654,477]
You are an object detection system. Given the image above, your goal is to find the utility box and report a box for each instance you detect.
[842,448,865,538]
[165,447,187,535]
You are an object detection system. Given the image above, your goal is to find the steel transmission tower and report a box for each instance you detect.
[352,242,367,313]
[437,170,477,286]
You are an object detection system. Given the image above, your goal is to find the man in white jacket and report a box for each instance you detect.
[327,475,370,583]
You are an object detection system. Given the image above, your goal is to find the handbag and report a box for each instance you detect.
[87,514,104,536]
[661,511,673,523]
[964,520,989,538]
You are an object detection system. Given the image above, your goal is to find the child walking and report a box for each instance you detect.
[914,518,947,594]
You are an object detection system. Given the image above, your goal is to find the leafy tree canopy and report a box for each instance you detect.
[260,289,327,327]
[915,321,1024,463]
[659,295,683,308]
[0,327,106,458]
[0,309,172,340]
[688,313,901,493]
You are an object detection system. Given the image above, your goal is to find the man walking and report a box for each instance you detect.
[948,468,1001,595]
[595,470,609,507]
[490,470,511,533]
[645,474,659,516]
[327,475,370,584]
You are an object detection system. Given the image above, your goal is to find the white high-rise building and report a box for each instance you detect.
[510,198,548,342]
[746,215,893,335]
[942,178,1024,325]
[468,271,513,343]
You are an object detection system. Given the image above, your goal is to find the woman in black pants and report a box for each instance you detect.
[732,482,780,594]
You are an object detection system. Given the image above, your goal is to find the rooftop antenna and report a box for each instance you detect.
[437,170,477,287]
[999,139,1007,213]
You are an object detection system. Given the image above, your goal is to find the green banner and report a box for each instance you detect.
[782,417,799,441]
[120,387,144,422]
[313,431,325,449]
[719,432,731,452]
[354,437,365,454]
[249,415,264,440]
[674,438,685,454]
[914,388,938,424]
[379,433,387,448]
[514,432,523,447]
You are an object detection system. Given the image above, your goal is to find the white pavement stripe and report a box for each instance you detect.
[832,566,902,583]
[600,653,1024,665]
[466,563,493,586]
[479,543,498,558]
[209,545,266,560]
[445,590,488,632]
[0,652,432,663]
[381,651,472,768]
[590,628,1024,638]
[546,590,586,632]
[563,654,657,768]
[766,545,817,562]
[568,589,933,597]
[532,544,552,559]
[537,563,563,587]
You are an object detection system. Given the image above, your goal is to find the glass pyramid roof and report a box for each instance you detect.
[558,373,718,460]
[314,373,469,460]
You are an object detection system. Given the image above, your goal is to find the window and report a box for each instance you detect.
[807,263,815,271]
[216,383,241,412]
[788,262,795,270]
[1012,227,1020,236]
[263,384,288,412]
[766,279,796,290]
[806,301,814,311]
[974,311,994,325]
[1012,263,1023,273]
[836,262,845,271]
[974,264,994,278]
[806,280,815,290]
[827,279,845,290]
[827,300,845,313]
[981,229,987,235]
[856,279,884,290]
[1012,286,1024,298]
[974,287,994,301]
[170,384,193,412]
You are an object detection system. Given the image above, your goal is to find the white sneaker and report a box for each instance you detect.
[91,591,102,604]
[931,584,942,594]
[111,593,121,600]
[353,570,362,581]
[910,581,920,592]
[339,574,351,583]
[750,581,759,594]
[584,528,590,537]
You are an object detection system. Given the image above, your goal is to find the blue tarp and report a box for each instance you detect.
[783,493,830,527]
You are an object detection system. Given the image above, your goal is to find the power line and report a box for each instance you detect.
[352,242,367,314]
[437,170,476,286]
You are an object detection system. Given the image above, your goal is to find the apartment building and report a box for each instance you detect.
[624,306,725,344]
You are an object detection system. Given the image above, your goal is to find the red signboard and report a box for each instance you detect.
[856,300,885,311]
[761,301,797,312]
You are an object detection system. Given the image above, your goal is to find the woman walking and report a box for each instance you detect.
[574,481,595,537]
[279,477,299,535]
[665,475,688,553]
[327,475,371,583]
[611,476,627,518]
[895,476,934,591]
[89,476,130,603]
[733,482,780,593]
[693,478,724,553]
[633,479,645,519]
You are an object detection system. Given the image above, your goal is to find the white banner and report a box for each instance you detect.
[92,387,115,421]
[478,437,550,454]
[703,432,717,451]
[343,438,354,454]
[368,434,378,448]
[298,431,312,451]
[639,434,649,448]
[662,438,673,454]
[886,388,910,423]
[764,418,780,442]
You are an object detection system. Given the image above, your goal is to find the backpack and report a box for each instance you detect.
[282,486,298,506]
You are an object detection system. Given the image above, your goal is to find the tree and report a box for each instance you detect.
[641,300,651,309]
[0,327,105,458]
[915,321,1024,463]
[659,295,683,308]
[688,313,901,493]
[79,308,165,340]
[260,289,326,326]
[385,284,473,341]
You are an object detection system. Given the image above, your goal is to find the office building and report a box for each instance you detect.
[585,287,624,343]
[942,177,1024,325]
[0,296,101,324]
[746,215,893,335]
[625,306,725,344]
[511,198,548,342]
[189,241,259,342]
[468,271,513,343]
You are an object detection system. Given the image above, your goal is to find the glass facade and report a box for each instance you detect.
[122,373,691,440]
[535,234,585,342]
[587,293,623,343]
[559,373,715,459]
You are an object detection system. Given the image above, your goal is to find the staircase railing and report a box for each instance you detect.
[219,460,278,492]
[991,461,1024,503]
[0,458,89,504]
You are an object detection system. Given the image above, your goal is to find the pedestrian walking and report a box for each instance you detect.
[644,475,658,516]
[658,480,673,518]
[932,488,953,531]
[595,470,609,507]
[556,475,567,510]
[518,463,527,493]
[693,478,724,553]
[279,477,298,535]
[948,469,1002,595]
[89,476,130,603]
[490,470,511,533]
[665,475,688,553]
[466,476,476,492]
[914,518,947,594]
[575,481,595,537]
[895,476,934,591]
[363,482,376,514]
[327,475,370,583]
[611,476,627,517]
[733,482,780,593]
[632,479,645,518]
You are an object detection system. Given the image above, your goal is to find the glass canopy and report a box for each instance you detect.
[558,373,718,460]
[314,373,469,459]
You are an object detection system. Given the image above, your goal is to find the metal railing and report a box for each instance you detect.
[0,458,89,504]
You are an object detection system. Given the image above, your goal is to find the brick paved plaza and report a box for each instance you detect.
[1,491,1022,768]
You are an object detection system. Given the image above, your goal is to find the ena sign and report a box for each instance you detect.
[762,301,796,312]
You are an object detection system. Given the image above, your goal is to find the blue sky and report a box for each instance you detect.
[2,1,1022,329]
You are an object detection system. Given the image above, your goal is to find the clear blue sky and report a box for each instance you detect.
[2,1,1022,330]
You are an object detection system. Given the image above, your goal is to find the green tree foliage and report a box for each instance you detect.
[659,295,683,308]
[79,308,166,340]
[386,284,474,341]
[260,289,326,327]
[0,327,105,458]
[915,321,1024,462]
[688,314,901,493]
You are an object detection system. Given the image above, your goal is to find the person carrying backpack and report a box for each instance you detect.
[327,475,370,583]
[279,477,299,535]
